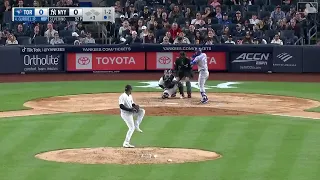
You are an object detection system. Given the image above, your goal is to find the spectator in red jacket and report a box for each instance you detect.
[169,23,181,40]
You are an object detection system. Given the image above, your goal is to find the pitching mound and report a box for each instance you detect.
[35,147,221,165]
[85,107,252,116]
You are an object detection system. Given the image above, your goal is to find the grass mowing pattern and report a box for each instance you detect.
[0,81,320,180]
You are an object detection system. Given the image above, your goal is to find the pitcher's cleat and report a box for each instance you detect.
[123,143,135,148]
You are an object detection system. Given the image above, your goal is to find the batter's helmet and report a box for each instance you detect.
[195,48,202,56]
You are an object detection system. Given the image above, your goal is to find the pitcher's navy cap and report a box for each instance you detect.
[125,85,132,91]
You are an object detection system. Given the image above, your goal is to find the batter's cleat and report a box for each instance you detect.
[180,94,185,99]
[200,97,209,104]
[171,93,176,97]
[135,126,143,133]
[187,93,192,98]
[123,143,135,148]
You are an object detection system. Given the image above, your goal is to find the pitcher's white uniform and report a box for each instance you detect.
[192,52,209,102]
[119,92,145,146]
[158,76,179,96]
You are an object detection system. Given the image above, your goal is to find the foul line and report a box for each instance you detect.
[272,114,320,120]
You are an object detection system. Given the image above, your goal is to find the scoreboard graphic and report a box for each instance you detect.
[12,7,115,22]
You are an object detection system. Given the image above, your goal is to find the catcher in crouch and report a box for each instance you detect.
[158,69,185,99]
[174,51,193,98]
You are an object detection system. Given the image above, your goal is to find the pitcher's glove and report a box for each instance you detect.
[133,104,140,112]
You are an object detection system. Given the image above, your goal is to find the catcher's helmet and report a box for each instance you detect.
[164,69,172,78]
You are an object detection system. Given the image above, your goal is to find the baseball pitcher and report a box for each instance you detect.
[119,85,145,148]
[191,48,209,104]
[174,51,193,98]
[158,70,185,99]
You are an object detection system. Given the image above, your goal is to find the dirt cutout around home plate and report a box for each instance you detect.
[0,92,320,118]
[35,147,221,165]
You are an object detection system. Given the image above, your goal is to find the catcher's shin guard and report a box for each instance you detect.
[162,92,169,99]
[186,81,192,98]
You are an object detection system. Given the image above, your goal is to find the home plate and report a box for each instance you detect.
[165,103,178,105]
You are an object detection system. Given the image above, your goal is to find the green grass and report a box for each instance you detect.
[0,80,320,180]
[0,113,320,180]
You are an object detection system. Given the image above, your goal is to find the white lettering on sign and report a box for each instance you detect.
[96,57,136,64]
[233,53,270,62]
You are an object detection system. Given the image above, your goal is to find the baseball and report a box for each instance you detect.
[167,159,172,162]
[153,154,158,158]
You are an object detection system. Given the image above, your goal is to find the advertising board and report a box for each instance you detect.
[146,52,226,70]
[272,46,303,73]
[230,52,271,72]
[21,53,64,73]
[303,46,320,72]
[67,52,145,71]
[0,46,21,74]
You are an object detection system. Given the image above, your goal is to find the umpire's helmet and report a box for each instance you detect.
[180,51,186,57]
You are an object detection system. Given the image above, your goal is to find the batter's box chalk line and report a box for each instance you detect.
[140,154,153,158]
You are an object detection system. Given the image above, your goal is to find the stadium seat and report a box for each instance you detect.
[59,30,73,37]
[34,36,48,45]
[269,0,282,6]
[231,5,244,13]
[280,30,295,39]
[221,5,230,13]
[247,5,260,12]
[17,36,31,45]
[64,36,78,45]
[255,0,268,7]
[263,5,276,12]
[281,5,291,13]
[259,11,271,19]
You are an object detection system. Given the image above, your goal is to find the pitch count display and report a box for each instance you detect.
[12,7,115,22]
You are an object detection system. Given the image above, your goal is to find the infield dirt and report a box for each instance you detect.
[0,92,319,119]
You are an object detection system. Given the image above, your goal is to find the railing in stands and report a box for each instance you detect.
[308,25,317,44]
[295,36,304,45]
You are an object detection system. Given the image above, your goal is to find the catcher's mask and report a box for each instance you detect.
[164,69,172,78]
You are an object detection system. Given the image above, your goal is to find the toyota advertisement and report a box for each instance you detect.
[22,53,64,73]
[146,52,227,70]
[230,52,271,72]
[67,52,145,71]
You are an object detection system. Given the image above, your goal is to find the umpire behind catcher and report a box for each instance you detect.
[174,51,193,98]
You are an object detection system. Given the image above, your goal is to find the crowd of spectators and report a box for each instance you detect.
[0,0,97,45]
[113,0,316,45]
